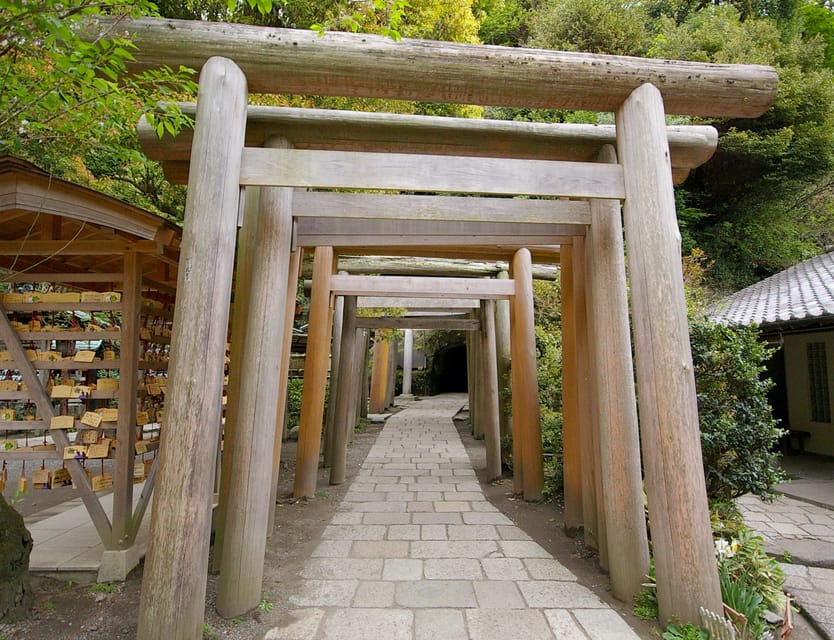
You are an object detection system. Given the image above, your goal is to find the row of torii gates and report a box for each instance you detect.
[113,17,779,640]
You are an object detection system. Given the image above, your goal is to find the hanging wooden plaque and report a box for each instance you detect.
[63,445,87,460]
[80,430,100,445]
[81,411,103,428]
[51,467,71,488]
[86,439,111,459]
[74,350,96,363]
[91,473,113,491]
[51,385,73,399]
[50,415,75,429]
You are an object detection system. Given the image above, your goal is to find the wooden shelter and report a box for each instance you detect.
[102,16,781,640]
[0,155,179,579]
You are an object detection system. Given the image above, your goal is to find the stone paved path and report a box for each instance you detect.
[265,394,641,640]
[739,494,834,639]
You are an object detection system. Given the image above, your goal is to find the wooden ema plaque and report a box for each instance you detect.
[92,473,113,491]
[51,415,75,429]
[62,445,87,460]
[51,467,71,488]
[81,411,103,428]
[86,439,111,459]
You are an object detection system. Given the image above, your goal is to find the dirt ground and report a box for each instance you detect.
[1,410,664,640]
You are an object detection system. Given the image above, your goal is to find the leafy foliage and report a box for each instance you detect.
[662,623,709,640]
[0,0,199,219]
[690,320,786,502]
[528,0,650,55]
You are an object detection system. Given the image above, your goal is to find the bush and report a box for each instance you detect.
[690,319,786,502]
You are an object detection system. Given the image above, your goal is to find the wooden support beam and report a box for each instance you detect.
[297,220,578,248]
[323,290,346,469]
[217,147,294,616]
[115,17,777,117]
[241,148,624,199]
[293,192,590,224]
[137,57,247,640]
[574,236,602,556]
[510,248,543,501]
[0,239,158,255]
[212,190,257,575]
[139,103,717,185]
[560,246,582,532]
[368,332,389,414]
[330,296,358,485]
[332,256,560,282]
[401,329,414,396]
[481,299,502,482]
[385,334,396,412]
[616,83,722,625]
[1,272,124,283]
[330,245,565,263]
[268,247,303,533]
[113,252,142,547]
[495,271,512,446]
[358,297,480,310]
[331,274,514,300]
[470,323,482,439]
[354,317,480,331]
[293,246,337,499]
[586,145,650,603]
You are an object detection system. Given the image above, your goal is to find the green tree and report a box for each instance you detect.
[0,0,199,218]
[528,0,651,55]
[650,4,834,289]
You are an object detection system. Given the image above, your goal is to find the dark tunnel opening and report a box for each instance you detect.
[430,343,468,394]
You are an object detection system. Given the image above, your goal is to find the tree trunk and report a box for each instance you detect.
[0,495,33,622]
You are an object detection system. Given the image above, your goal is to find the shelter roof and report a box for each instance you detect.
[709,251,834,329]
[0,155,180,284]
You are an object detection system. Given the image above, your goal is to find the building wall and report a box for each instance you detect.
[784,330,834,456]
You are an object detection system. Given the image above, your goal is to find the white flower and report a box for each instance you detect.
[714,538,739,559]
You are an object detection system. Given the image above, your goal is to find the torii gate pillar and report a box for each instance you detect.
[137,57,247,640]
[617,83,722,624]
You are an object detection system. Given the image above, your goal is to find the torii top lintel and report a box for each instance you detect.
[107,17,777,118]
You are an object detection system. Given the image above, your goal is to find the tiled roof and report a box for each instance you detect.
[709,251,834,327]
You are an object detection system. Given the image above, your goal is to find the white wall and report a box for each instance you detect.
[784,330,834,456]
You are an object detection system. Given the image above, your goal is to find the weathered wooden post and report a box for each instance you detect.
[137,56,247,640]
[330,295,358,485]
[510,248,543,501]
[401,328,414,397]
[268,247,303,533]
[560,245,583,532]
[574,236,604,559]
[495,271,512,446]
[111,251,141,549]
[587,144,650,602]
[324,287,346,467]
[471,317,484,439]
[359,329,370,420]
[293,246,337,499]
[212,188,256,574]
[617,83,722,624]
[481,299,502,481]
[217,138,294,617]
[369,331,389,413]
[386,333,397,407]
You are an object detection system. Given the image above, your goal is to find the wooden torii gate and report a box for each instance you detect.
[119,17,779,639]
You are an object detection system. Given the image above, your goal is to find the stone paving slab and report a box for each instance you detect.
[265,394,642,640]
[739,493,834,639]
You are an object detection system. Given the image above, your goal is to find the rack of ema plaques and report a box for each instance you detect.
[0,279,171,505]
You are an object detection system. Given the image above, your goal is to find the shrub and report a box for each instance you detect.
[690,319,786,502]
